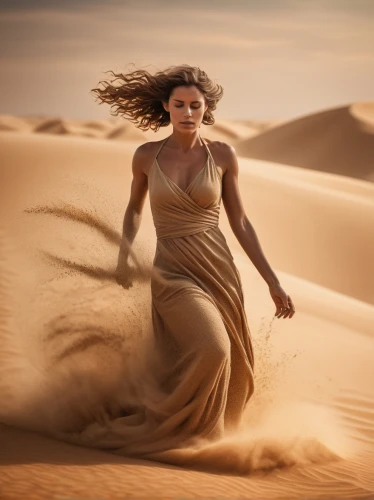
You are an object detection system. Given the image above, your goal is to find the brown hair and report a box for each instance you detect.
[90,64,224,132]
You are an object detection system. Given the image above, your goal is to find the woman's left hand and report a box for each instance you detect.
[269,283,296,319]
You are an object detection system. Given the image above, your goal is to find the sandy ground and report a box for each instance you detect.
[0,108,373,499]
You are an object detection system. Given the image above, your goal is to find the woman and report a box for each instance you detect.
[89,64,295,459]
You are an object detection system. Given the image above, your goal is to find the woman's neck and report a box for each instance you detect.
[167,129,202,153]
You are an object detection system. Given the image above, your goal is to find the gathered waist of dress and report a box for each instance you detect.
[156,221,219,240]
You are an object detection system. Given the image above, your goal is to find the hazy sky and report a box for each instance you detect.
[0,0,373,120]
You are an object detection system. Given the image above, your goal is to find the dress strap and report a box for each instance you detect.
[200,136,214,162]
[155,137,169,161]
[200,136,222,182]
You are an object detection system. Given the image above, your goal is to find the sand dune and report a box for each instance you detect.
[0,127,373,499]
[2,423,372,500]
[350,102,374,134]
[0,115,35,133]
[239,158,374,201]
[236,103,374,182]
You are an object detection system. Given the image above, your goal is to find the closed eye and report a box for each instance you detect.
[175,105,201,109]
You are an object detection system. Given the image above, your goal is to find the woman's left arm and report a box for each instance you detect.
[221,144,295,319]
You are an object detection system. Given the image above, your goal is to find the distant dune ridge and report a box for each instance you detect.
[0,104,374,499]
[236,103,374,182]
[0,114,266,143]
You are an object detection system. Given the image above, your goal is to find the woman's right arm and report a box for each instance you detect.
[115,145,150,287]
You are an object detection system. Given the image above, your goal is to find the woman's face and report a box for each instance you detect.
[163,85,208,133]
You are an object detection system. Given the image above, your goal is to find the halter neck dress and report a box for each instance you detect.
[62,136,255,462]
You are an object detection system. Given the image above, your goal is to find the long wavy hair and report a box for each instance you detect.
[90,64,224,132]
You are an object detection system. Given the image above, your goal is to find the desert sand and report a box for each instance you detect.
[0,106,373,499]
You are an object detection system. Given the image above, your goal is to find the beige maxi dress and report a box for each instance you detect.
[61,136,255,462]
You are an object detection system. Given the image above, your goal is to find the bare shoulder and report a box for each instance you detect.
[203,138,237,175]
[132,139,165,176]
[133,140,163,160]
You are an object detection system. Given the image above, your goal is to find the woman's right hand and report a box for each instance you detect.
[114,262,135,290]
